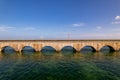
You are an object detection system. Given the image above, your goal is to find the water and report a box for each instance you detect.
[0,51,120,80]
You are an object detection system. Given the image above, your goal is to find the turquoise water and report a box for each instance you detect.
[0,52,120,80]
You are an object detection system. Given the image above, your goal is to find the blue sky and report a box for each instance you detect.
[0,0,120,40]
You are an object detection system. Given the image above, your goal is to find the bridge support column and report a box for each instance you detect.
[15,45,23,53]
[73,44,82,52]
[15,48,22,53]
[56,48,61,52]
[96,44,103,52]
[0,48,2,53]
[115,47,119,51]
[55,47,62,52]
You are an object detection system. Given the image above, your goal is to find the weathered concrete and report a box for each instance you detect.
[0,40,120,52]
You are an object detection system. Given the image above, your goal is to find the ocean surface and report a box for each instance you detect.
[0,47,120,80]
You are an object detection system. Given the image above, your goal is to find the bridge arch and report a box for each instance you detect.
[41,46,56,52]
[1,46,16,53]
[80,45,96,53]
[100,45,115,52]
[60,46,76,55]
[40,46,56,55]
[61,46,76,52]
[21,46,36,53]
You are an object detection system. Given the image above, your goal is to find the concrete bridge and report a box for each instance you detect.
[0,40,120,52]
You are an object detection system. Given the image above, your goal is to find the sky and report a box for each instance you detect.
[0,0,120,40]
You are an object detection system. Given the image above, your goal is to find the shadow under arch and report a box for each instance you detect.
[41,46,56,55]
[1,46,16,54]
[21,46,36,54]
[100,45,115,54]
[80,45,96,54]
[60,46,76,55]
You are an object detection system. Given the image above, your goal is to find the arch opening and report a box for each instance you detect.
[2,46,16,54]
[80,46,96,54]
[61,46,76,55]
[21,46,36,54]
[100,45,115,54]
[41,46,56,55]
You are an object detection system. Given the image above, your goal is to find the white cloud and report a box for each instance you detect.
[72,23,85,27]
[96,26,102,30]
[111,21,120,24]
[115,16,120,20]
[0,25,38,32]
[111,16,120,24]
[0,25,15,31]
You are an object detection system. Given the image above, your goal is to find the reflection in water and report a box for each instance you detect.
[22,52,35,56]
[81,52,95,57]
[101,52,114,56]
[0,51,120,80]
